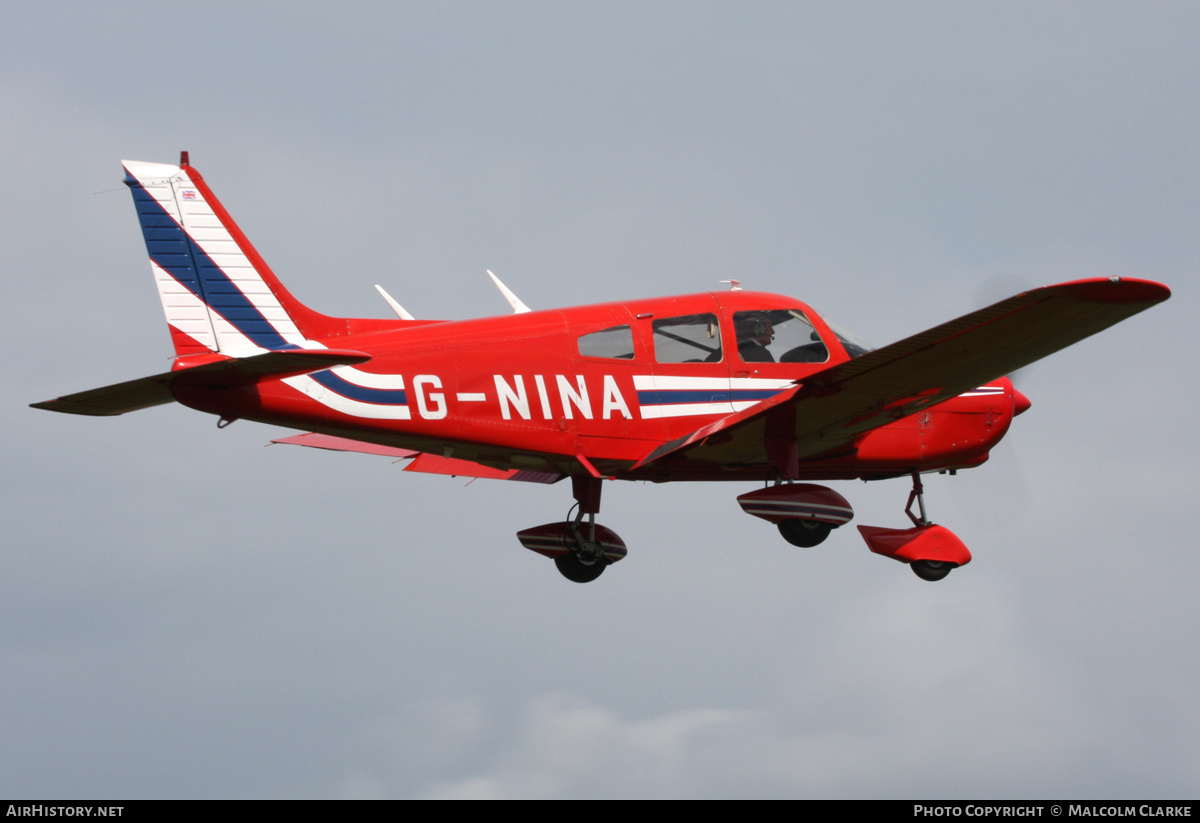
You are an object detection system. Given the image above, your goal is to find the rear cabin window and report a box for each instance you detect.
[652,314,723,363]
[734,309,829,364]
[578,325,635,359]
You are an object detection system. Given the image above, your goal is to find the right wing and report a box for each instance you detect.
[272,432,564,484]
[634,277,1170,471]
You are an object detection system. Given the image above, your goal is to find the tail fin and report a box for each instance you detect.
[123,154,335,357]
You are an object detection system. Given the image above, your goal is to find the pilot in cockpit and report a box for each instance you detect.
[736,314,775,362]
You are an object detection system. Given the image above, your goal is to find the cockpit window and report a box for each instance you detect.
[578,325,635,360]
[652,314,723,363]
[734,309,829,364]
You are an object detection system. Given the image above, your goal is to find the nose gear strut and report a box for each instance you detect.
[857,472,973,581]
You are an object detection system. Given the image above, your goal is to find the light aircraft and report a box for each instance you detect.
[33,154,1171,583]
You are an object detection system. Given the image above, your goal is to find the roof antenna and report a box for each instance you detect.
[487,270,532,313]
[179,151,190,167]
[720,279,742,291]
[374,284,416,320]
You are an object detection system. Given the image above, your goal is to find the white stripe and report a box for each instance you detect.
[730,377,795,390]
[281,374,412,420]
[633,375,731,391]
[153,262,217,350]
[741,501,854,514]
[639,402,733,419]
[632,375,793,391]
[288,340,410,391]
[205,313,269,357]
[742,506,852,521]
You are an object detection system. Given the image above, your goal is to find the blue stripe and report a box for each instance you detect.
[637,389,782,406]
[308,370,409,405]
[127,180,292,350]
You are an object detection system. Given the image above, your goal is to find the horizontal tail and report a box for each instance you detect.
[31,349,371,416]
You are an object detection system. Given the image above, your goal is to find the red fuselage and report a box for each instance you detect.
[173,289,1022,483]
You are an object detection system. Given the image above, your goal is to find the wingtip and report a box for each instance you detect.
[1047,277,1171,305]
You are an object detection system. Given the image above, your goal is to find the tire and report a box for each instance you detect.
[554,553,607,583]
[911,559,954,582]
[777,519,833,548]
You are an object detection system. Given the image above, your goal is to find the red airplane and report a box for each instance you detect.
[33,154,1171,583]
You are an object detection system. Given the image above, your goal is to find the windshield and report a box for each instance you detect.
[813,311,874,359]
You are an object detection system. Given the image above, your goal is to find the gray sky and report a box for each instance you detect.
[3,1,1197,798]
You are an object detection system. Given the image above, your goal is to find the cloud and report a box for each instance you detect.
[329,582,1182,799]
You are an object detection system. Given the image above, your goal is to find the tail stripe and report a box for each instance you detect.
[124,161,305,354]
[129,173,220,353]
[281,373,413,420]
[307,370,408,404]
[122,158,419,422]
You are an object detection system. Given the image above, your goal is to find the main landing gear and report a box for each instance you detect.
[516,476,627,584]
[857,472,973,581]
[738,474,973,581]
[737,483,855,547]
[777,518,833,548]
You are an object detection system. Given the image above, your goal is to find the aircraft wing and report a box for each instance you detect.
[31,349,371,416]
[272,432,565,484]
[634,277,1170,470]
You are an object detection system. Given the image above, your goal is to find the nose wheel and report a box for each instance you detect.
[857,472,973,581]
[854,475,974,583]
[910,559,953,581]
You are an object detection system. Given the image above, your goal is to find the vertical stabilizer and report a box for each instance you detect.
[123,156,334,356]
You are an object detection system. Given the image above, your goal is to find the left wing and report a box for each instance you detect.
[634,277,1169,471]
[272,432,564,484]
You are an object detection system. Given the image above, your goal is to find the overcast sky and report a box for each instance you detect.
[3,1,1197,798]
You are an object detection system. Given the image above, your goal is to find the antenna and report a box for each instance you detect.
[486,270,532,313]
[374,284,415,320]
[719,279,742,291]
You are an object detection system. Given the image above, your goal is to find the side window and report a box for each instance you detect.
[578,325,635,359]
[734,309,829,364]
[652,314,723,363]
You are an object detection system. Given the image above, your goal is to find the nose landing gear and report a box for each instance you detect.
[910,559,954,582]
[857,472,973,581]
